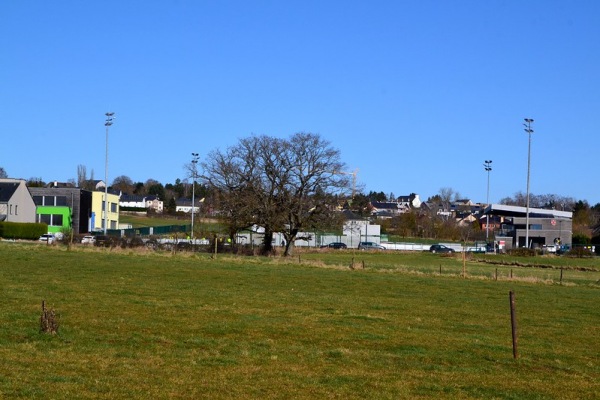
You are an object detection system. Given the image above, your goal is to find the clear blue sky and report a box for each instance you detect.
[2,1,599,205]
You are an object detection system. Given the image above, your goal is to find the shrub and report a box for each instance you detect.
[0,222,47,240]
[508,248,536,257]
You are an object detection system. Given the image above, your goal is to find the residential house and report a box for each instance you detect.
[176,198,204,214]
[370,194,422,218]
[81,179,106,191]
[0,179,37,223]
[120,194,164,213]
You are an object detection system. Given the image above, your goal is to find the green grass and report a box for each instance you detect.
[0,242,599,399]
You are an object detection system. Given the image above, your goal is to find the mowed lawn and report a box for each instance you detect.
[0,243,598,399]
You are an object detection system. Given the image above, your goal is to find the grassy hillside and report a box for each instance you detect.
[0,243,598,399]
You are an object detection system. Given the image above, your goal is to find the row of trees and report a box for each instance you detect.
[3,133,599,252]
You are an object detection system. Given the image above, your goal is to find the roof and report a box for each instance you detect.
[120,194,145,202]
[0,182,19,202]
[484,204,572,219]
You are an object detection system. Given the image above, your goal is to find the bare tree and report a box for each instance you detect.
[0,167,8,178]
[203,132,350,256]
[112,175,135,195]
[77,165,87,187]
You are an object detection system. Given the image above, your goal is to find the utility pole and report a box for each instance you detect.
[484,160,492,241]
[523,118,534,248]
[191,153,199,240]
[104,112,115,235]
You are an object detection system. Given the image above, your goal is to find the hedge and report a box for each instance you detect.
[0,222,48,240]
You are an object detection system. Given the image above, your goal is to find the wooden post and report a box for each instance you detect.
[362,260,365,269]
[560,268,563,284]
[510,269,513,279]
[462,250,466,278]
[495,268,498,281]
[439,264,442,275]
[509,290,518,359]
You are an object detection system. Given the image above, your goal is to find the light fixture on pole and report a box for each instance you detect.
[104,112,115,235]
[191,153,199,240]
[523,118,534,248]
[483,160,492,241]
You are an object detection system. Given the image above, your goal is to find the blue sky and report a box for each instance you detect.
[2,1,599,205]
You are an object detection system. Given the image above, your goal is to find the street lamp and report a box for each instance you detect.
[104,112,115,235]
[191,153,199,240]
[524,118,534,248]
[483,160,492,241]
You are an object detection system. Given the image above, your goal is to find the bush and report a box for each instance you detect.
[0,222,47,240]
[507,248,537,257]
[572,233,591,245]
[566,247,594,258]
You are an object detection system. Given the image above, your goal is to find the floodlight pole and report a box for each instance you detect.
[191,153,199,240]
[104,112,115,235]
[524,118,534,248]
[484,160,492,241]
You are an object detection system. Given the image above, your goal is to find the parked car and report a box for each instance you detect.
[81,236,96,245]
[429,244,455,253]
[358,241,386,250]
[320,242,348,249]
[38,234,56,244]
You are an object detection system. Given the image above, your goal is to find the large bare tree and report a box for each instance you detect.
[112,175,134,194]
[202,132,350,256]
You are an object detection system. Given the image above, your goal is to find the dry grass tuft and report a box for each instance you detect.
[40,300,59,334]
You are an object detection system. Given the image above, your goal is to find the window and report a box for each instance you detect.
[111,203,117,213]
[56,196,68,206]
[38,214,64,226]
[33,196,43,206]
[15,205,17,215]
[52,214,63,226]
[9,204,12,215]
[530,224,543,230]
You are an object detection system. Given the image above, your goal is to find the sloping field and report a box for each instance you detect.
[1,243,598,399]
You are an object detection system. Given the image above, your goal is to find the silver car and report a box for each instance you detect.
[358,241,386,250]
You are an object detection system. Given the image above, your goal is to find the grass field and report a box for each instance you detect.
[1,242,598,399]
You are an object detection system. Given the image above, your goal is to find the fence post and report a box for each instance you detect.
[509,290,518,359]
[560,268,563,284]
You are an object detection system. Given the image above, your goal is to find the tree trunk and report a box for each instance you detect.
[283,235,295,256]
[262,230,274,255]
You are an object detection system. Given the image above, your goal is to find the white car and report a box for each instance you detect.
[39,234,56,244]
[81,236,96,245]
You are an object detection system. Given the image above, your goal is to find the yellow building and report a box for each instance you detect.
[91,191,120,231]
